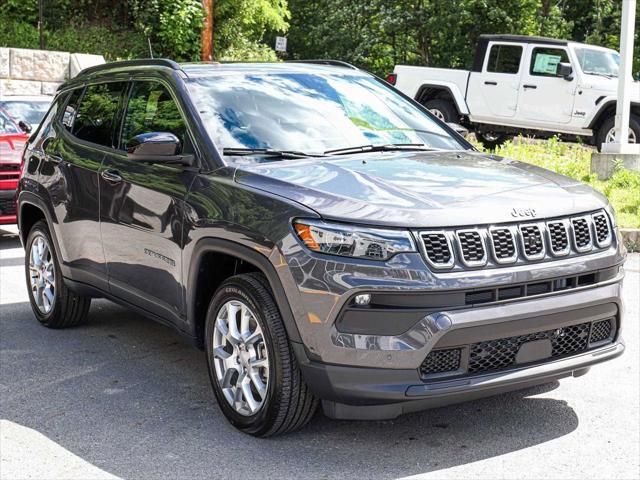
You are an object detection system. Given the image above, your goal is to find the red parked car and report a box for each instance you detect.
[0,108,29,225]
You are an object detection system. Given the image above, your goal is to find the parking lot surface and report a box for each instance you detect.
[1,225,638,480]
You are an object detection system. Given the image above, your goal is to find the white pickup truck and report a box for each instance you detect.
[392,34,640,149]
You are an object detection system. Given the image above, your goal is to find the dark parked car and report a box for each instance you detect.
[17,59,625,436]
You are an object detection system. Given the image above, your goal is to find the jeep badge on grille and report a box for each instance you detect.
[511,207,537,218]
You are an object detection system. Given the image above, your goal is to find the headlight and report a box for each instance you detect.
[293,219,416,261]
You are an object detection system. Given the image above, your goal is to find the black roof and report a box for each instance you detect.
[478,34,568,46]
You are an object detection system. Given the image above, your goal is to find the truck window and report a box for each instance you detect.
[486,45,522,74]
[530,48,570,77]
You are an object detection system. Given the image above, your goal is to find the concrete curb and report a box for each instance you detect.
[621,228,640,252]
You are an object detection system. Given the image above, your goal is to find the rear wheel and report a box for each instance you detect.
[25,220,91,328]
[423,99,458,123]
[205,272,317,436]
[596,114,639,151]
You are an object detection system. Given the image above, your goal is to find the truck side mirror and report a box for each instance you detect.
[557,62,573,81]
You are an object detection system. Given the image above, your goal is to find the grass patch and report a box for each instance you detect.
[481,137,640,229]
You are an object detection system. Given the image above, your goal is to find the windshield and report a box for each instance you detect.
[187,72,465,161]
[0,110,20,134]
[0,100,51,124]
[575,48,619,78]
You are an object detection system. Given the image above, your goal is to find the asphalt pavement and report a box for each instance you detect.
[1,225,638,480]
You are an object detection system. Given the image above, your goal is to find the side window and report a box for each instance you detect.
[486,45,523,74]
[72,82,126,148]
[62,88,83,132]
[530,48,570,77]
[120,81,188,152]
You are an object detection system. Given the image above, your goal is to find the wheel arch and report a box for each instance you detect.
[414,83,469,115]
[587,99,640,131]
[186,237,302,350]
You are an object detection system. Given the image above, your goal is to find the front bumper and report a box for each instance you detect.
[296,339,624,420]
[0,188,17,225]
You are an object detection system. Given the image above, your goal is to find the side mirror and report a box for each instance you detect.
[557,62,573,81]
[126,132,194,167]
[18,120,32,134]
[447,122,469,138]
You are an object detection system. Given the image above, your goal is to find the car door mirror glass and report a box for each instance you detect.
[18,120,32,133]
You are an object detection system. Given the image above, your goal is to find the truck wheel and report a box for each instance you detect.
[423,99,458,123]
[24,220,91,328]
[205,272,317,436]
[477,132,512,151]
[596,114,639,152]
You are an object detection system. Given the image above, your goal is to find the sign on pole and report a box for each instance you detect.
[275,36,287,53]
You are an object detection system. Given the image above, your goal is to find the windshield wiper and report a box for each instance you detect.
[324,143,442,156]
[222,147,323,159]
[584,71,617,79]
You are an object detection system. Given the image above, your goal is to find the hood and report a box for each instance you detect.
[234,150,607,228]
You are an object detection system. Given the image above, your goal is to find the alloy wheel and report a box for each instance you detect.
[212,300,269,416]
[29,235,56,315]
[429,108,446,121]
[605,126,637,144]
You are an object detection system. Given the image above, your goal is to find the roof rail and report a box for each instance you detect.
[76,58,183,78]
[286,59,359,70]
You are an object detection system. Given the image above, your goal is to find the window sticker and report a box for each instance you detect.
[533,53,561,75]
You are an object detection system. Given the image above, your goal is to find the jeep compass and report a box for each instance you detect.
[17,59,625,436]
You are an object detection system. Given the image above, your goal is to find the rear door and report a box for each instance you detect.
[467,42,524,120]
[37,83,127,288]
[99,79,196,323]
[515,45,577,125]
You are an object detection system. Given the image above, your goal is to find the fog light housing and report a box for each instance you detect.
[354,294,371,306]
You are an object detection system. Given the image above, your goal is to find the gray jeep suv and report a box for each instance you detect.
[17,59,625,436]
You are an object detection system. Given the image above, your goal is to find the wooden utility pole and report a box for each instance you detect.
[38,0,44,49]
[201,0,214,61]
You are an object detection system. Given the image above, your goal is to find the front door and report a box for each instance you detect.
[516,45,577,125]
[99,79,196,323]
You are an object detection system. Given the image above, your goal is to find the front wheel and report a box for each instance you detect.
[205,272,317,436]
[423,99,458,123]
[596,114,639,151]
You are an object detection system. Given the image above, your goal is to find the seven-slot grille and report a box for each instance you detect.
[418,210,611,270]
[0,198,16,216]
[420,317,615,377]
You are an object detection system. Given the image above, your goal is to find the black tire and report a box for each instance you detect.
[423,98,458,123]
[477,132,512,151]
[595,113,640,152]
[205,272,317,437]
[24,220,91,328]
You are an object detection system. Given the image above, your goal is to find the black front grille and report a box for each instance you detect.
[457,231,485,264]
[572,218,591,248]
[520,225,544,257]
[420,348,461,375]
[468,322,591,374]
[0,163,20,172]
[592,214,610,245]
[0,198,16,216]
[590,319,613,343]
[421,233,451,266]
[490,228,516,260]
[548,221,568,253]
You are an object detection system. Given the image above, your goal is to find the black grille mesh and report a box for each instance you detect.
[593,214,610,244]
[421,233,451,265]
[490,228,516,260]
[468,322,590,374]
[548,222,568,253]
[520,225,544,257]
[590,319,613,343]
[0,198,16,216]
[420,348,461,375]
[572,218,591,248]
[457,231,485,263]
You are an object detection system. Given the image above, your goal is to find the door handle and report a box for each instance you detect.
[101,169,122,184]
[523,84,537,89]
[484,81,497,85]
